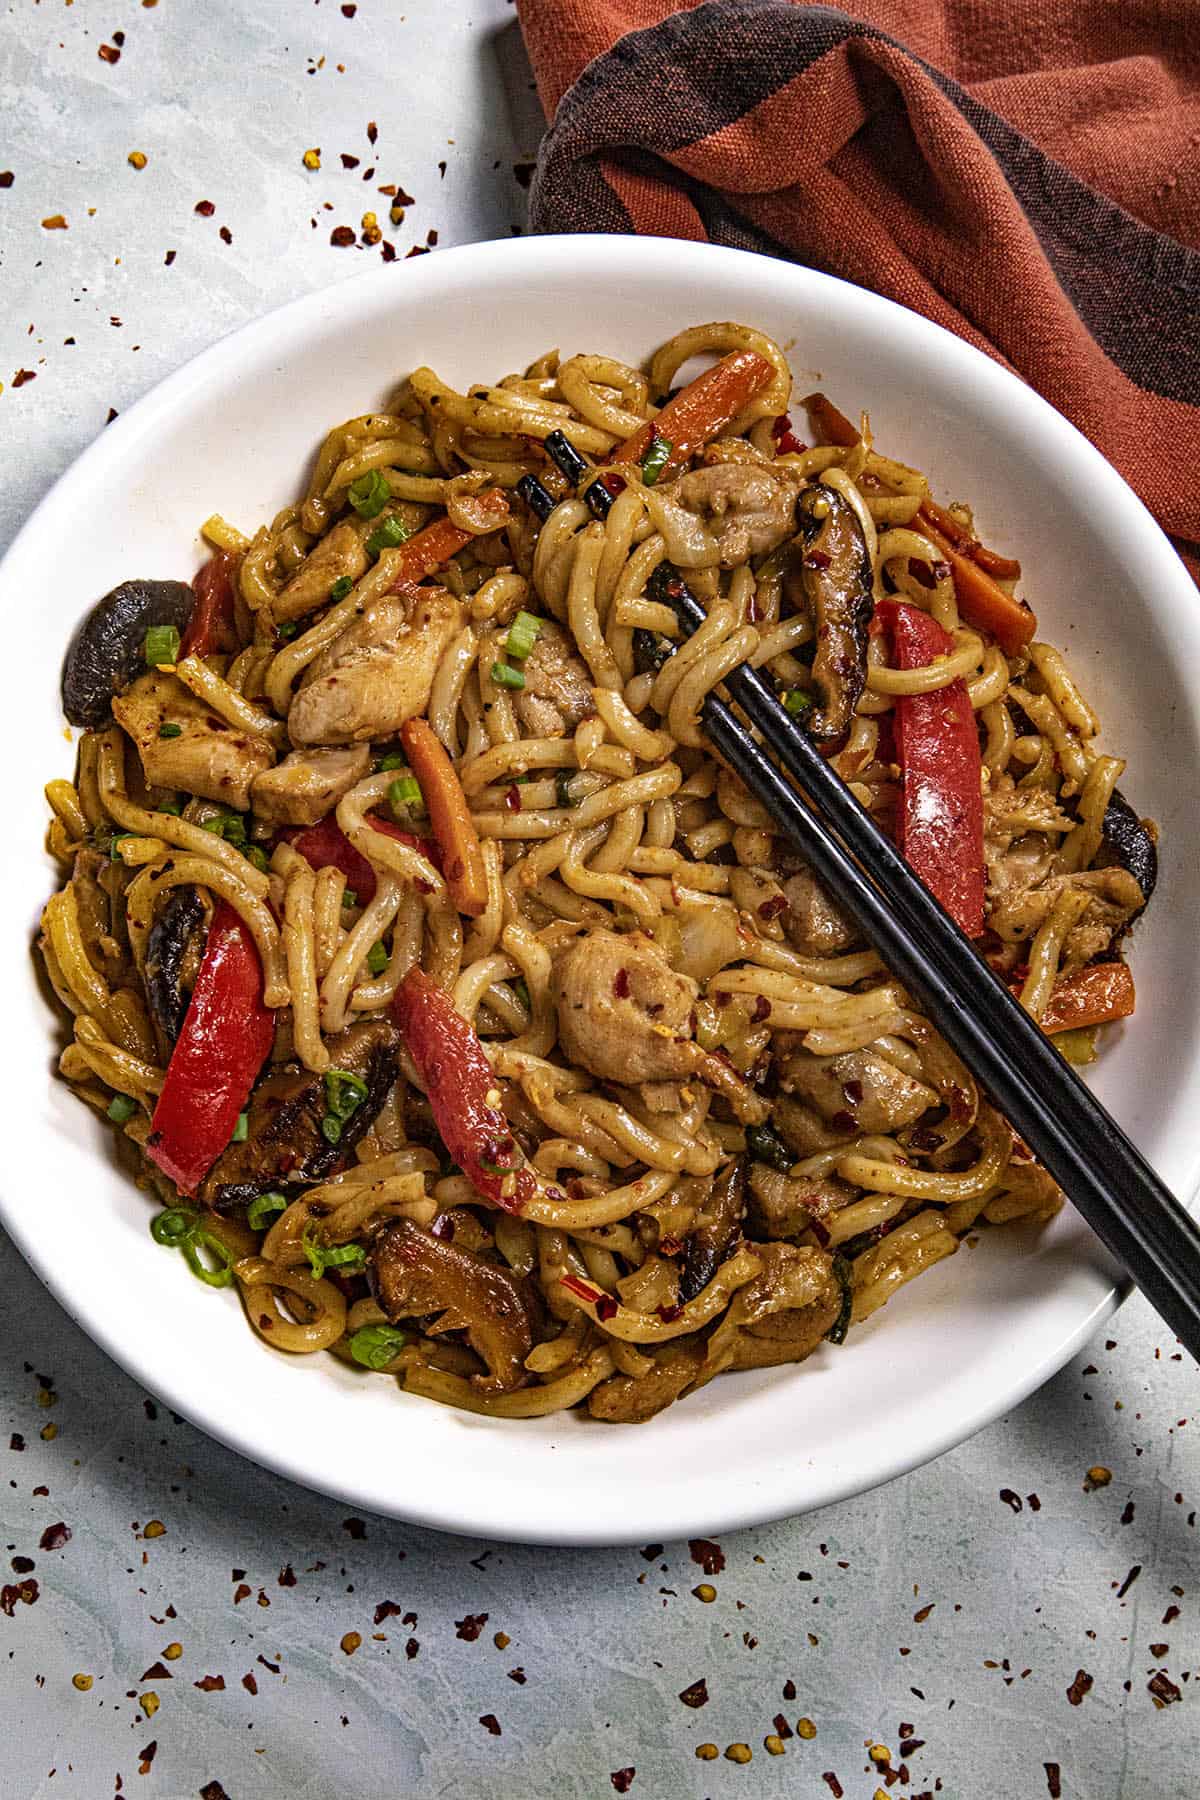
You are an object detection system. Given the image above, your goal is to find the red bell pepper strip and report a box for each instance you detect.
[146,901,275,1195]
[385,491,510,595]
[400,718,488,917]
[770,412,807,456]
[181,550,240,659]
[392,968,539,1214]
[613,349,776,477]
[284,814,441,906]
[1033,961,1136,1034]
[879,599,985,938]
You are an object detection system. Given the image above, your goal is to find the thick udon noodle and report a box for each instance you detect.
[41,322,1144,1422]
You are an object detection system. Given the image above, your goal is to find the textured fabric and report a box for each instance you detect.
[516,0,1200,562]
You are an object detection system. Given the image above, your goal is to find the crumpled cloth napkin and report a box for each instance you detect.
[516,0,1200,565]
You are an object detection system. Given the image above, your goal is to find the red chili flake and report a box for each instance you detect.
[38,1522,71,1551]
[822,1776,844,1798]
[330,225,355,247]
[757,894,788,920]
[9,1434,24,1450]
[11,1557,34,1575]
[233,1582,251,1604]
[1044,1765,1062,1799]
[455,1612,489,1642]
[194,1674,226,1692]
[1150,1642,1170,1658]
[12,369,36,387]
[613,967,631,999]
[98,43,121,63]
[1116,1564,1141,1598]
[0,172,13,188]
[194,199,215,216]
[1120,1500,1135,1524]
[405,1637,419,1658]
[678,1677,709,1708]
[783,1678,797,1700]
[657,1303,683,1323]
[479,1713,502,1736]
[1066,1669,1093,1706]
[1163,1604,1181,1625]
[341,1,357,10]
[405,244,430,258]
[366,120,378,144]
[640,1544,664,1561]
[773,1715,794,1738]
[611,1771,635,1793]
[804,550,832,570]
[0,1579,38,1615]
[689,1538,725,1575]
[999,1488,1023,1513]
[831,1110,856,1134]
[140,1661,172,1681]
[138,1744,158,1775]
[931,560,951,579]
[242,1671,258,1695]
[343,1517,367,1540]
[842,1078,864,1105]
[380,240,397,263]
[219,225,232,245]
[1149,1670,1182,1707]
[900,1737,924,1757]
[200,1786,231,1800]
[595,1292,619,1321]
[513,162,536,188]
[507,1666,526,1684]
[278,1564,297,1587]
[809,1215,831,1247]
[504,784,522,813]
[374,1600,402,1624]
[113,28,126,43]
[256,1655,280,1673]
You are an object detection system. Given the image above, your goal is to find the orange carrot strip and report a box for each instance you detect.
[1038,962,1135,1034]
[918,498,1021,581]
[802,390,859,448]
[400,718,488,918]
[386,490,510,595]
[917,514,1037,655]
[614,350,775,474]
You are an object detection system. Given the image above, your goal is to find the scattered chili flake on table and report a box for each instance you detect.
[219,225,232,244]
[41,215,68,230]
[343,1517,367,1538]
[38,1522,70,1551]
[98,43,121,63]
[999,1488,1023,1513]
[1149,1670,1183,1706]
[455,1612,488,1641]
[302,148,321,170]
[341,1632,361,1656]
[331,225,355,247]
[689,1537,725,1574]
[479,1713,502,1736]
[128,151,147,169]
[1066,1669,1093,1705]
[1084,1465,1112,1489]
[610,1769,635,1792]
[0,172,14,188]
[1044,1764,1062,1798]
[678,1677,709,1708]
[194,200,215,217]
[821,1774,843,1798]
[195,1674,225,1692]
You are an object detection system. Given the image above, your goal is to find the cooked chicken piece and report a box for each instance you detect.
[774,1044,937,1134]
[771,1092,857,1157]
[723,1242,842,1370]
[113,671,274,810]
[513,620,594,739]
[288,587,464,747]
[782,866,859,957]
[989,866,1144,967]
[251,744,370,827]
[273,520,369,624]
[982,776,1071,902]
[747,1163,858,1240]
[587,1337,706,1423]
[371,1218,541,1394]
[202,1019,400,1209]
[550,929,700,1085]
[670,464,802,566]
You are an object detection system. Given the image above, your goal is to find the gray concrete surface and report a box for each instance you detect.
[0,4,1195,1794]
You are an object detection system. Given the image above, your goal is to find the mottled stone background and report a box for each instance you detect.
[0,4,1194,1795]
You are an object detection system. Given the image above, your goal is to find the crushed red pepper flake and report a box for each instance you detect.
[374,1600,402,1624]
[242,1672,257,1695]
[507,1666,526,1684]
[139,1662,171,1682]
[689,1538,725,1575]
[11,1557,34,1574]
[343,1517,367,1539]
[678,1677,709,1708]
[1150,1642,1170,1658]
[99,43,121,63]
[233,1583,251,1604]
[1116,1565,1142,1599]
[1149,1670,1182,1706]
[611,1770,635,1793]
[194,199,215,217]
[1044,1765,1062,1799]
[0,1578,39,1615]
[38,1522,71,1551]
[1066,1669,1093,1706]
[331,224,355,247]
[479,1713,502,1736]
[138,1743,157,1775]
[278,1564,297,1587]
[42,215,68,230]
[821,1775,844,1798]
[998,1488,1023,1513]
[194,1674,226,1692]
[455,1612,489,1641]
[200,1786,231,1800]
[0,172,14,188]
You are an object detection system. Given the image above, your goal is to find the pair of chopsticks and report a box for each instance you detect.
[517,437,1200,1362]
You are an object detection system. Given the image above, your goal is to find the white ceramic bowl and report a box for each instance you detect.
[3,236,1197,1545]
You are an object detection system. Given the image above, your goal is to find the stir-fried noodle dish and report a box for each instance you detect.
[41,323,1157,1422]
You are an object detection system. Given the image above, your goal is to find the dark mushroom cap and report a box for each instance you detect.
[62,578,195,727]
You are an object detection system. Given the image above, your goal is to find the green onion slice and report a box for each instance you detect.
[276,620,299,641]
[302,1228,367,1278]
[324,1068,369,1120]
[505,611,542,660]
[490,661,525,691]
[231,1111,249,1143]
[783,688,813,716]
[328,576,354,602]
[347,468,391,518]
[341,888,358,909]
[157,722,182,739]
[376,751,406,771]
[555,769,578,809]
[640,435,672,486]
[247,1191,288,1231]
[244,844,269,875]
[320,1115,343,1146]
[348,1323,407,1370]
[151,1206,196,1246]
[388,775,424,817]
[511,976,531,1012]
[182,1227,235,1289]
[144,624,181,667]
[366,515,412,557]
[366,940,388,977]
[107,1092,137,1124]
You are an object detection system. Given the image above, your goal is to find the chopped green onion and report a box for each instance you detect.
[388,775,424,817]
[490,661,525,691]
[639,435,672,486]
[511,976,530,1012]
[555,769,579,809]
[783,688,813,716]
[341,888,358,909]
[182,1227,235,1288]
[366,940,388,977]
[156,798,182,816]
[107,1093,137,1124]
[231,1111,249,1143]
[366,514,412,557]
[328,575,354,602]
[825,1254,854,1346]
[108,832,132,862]
[157,722,183,740]
[505,611,542,660]
[244,844,269,875]
[745,1123,794,1172]
[144,624,181,667]
[321,1114,343,1146]
[150,1207,197,1247]
[302,1227,367,1278]
[324,1067,369,1120]
[247,1191,288,1231]
[201,810,247,846]
[276,620,299,641]
[348,1323,407,1369]
[376,751,406,771]
[347,468,391,518]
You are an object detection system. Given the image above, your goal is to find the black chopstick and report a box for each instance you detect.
[531,433,1200,1361]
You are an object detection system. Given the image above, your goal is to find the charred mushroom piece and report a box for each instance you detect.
[372,1218,540,1394]
[794,485,873,742]
[202,1019,400,1209]
[62,579,196,727]
[1100,789,1158,916]
[587,1337,706,1423]
[144,885,208,1049]
[679,1159,746,1303]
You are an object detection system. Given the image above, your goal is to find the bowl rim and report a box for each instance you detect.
[3,232,1196,1544]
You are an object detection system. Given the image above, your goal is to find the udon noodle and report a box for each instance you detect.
[39,323,1153,1423]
